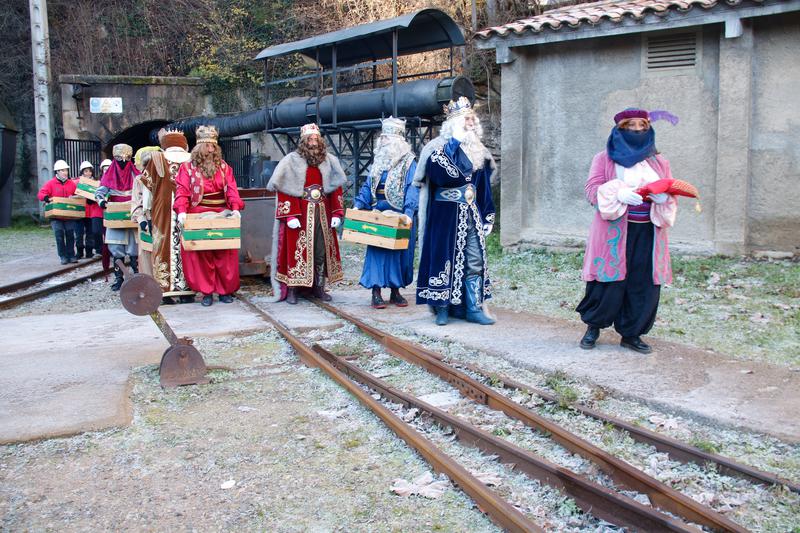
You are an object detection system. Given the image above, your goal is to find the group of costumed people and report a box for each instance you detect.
[267,96,498,328]
[39,126,243,306]
[38,99,683,351]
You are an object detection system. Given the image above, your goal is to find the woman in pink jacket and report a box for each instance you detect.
[576,108,678,354]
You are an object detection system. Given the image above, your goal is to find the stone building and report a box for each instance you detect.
[476,0,800,255]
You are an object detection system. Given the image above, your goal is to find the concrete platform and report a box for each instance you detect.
[0,252,97,289]
[328,288,800,443]
[0,300,269,444]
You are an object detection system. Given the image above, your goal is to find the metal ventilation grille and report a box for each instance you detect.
[646,33,697,70]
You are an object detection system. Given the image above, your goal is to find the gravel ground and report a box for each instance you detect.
[0,226,53,262]
[0,330,498,532]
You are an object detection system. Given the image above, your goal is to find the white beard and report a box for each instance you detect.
[371,138,411,178]
[460,130,487,170]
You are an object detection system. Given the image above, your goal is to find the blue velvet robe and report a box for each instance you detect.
[354,161,419,288]
[416,138,495,307]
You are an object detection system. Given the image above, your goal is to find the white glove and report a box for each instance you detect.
[350,206,360,211]
[617,187,643,206]
[331,217,341,228]
[230,209,241,218]
[483,224,493,236]
[649,193,668,204]
[287,218,301,229]
[177,212,186,225]
[400,214,412,226]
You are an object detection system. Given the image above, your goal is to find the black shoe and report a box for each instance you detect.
[219,294,234,303]
[389,288,408,307]
[60,257,69,265]
[69,257,79,263]
[580,326,600,350]
[179,295,195,304]
[110,266,124,291]
[201,294,213,307]
[161,296,176,305]
[85,252,94,259]
[620,336,652,354]
[371,288,386,309]
[76,248,84,259]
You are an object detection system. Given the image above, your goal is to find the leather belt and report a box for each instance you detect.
[434,184,476,205]
[303,184,325,204]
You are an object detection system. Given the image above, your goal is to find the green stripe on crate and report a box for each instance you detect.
[343,218,411,239]
[45,203,83,211]
[77,183,97,193]
[182,228,241,240]
[140,231,153,243]
[104,211,132,220]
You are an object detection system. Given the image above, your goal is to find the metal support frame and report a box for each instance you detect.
[29,0,54,190]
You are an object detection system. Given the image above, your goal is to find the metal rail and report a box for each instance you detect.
[0,267,109,311]
[237,295,542,533]
[0,257,101,295]
[454,362,800,495]
[309,299,749,533]
[312,344,696,532]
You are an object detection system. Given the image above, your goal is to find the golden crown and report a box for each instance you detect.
[195,125,219,144]
[443,96,473,118]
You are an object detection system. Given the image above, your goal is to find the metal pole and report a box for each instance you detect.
[29,0,54,190]
[315,47,321,124]
[332,45,338,126]
[391,30,398,117]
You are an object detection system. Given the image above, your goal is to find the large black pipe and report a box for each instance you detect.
[152,76,473,143]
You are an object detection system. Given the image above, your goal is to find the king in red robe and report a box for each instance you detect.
[268,123,347,304]
[174,125,244,306]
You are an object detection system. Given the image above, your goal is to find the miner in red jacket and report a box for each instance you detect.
[38,159,78,264]
[174,125,244,307]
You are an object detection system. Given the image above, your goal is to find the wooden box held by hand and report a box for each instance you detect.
[103,201,138,229]
[44,196,85,219]
[75,177,100,202]
[181,213,241,251]
[137,229,153,252]
[341,208,411,250]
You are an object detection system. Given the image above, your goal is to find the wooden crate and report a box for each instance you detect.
[103,201,137,229]
[74,177,100,202]
[181,213,241,251]
[341,208,411,250]
[44,196,85,219]
[137,229,153,252]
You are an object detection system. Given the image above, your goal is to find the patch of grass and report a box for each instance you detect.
[545,371,579,407]
[689,437,721,454]
[492,427,511,437]
[342,438,362,450]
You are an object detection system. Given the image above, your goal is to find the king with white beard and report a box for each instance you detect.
[414,97,497,326]
[353,117,419,308]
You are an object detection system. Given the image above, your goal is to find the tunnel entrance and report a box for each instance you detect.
[102,120,171,158]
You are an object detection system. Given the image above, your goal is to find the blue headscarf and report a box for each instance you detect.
[607,126,656,168]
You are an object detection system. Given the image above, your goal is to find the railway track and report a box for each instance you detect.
[0,259,110,311]
[235,293,782,532]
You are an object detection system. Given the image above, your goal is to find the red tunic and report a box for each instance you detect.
[275,167,344,287]
[174,161,244,296]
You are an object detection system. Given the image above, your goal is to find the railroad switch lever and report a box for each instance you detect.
[116,259,209,388]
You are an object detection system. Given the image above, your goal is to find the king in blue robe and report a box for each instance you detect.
[414,97,497,326]
[353,118,419,308]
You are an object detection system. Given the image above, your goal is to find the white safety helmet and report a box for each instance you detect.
[79,161,93,171]
[53,160,69,171]
[100,159,112,169]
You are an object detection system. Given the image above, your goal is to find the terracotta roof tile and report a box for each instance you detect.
[475,0,763,39]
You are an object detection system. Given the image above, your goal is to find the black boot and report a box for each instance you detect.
[179,295,195,304]
[620,336,652,354]
[434,306,449,326]
[111,265,124,291]
[286,287,298,305]
[389,288,408,307]
[371,287,386,309]
[129,256,139,274]
[312,267,332,302]
[76,247,84,259]
[161,296,176,305]
[580,326,600,349]
[464,275,495,325]
[201,294,213,306]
